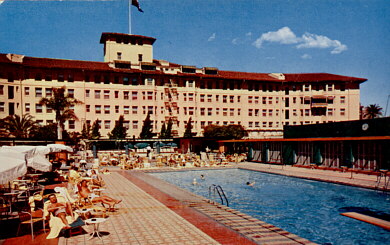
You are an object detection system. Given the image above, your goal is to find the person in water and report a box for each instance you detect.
[246,181,255,187]
[200,174,205,180]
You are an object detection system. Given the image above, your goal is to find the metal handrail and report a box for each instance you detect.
[208,184,229,206]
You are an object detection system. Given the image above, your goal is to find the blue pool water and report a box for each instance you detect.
[151,169,390,245]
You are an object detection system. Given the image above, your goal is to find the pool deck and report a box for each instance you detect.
[4,162,387,244]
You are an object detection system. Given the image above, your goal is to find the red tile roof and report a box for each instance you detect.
[0,53,367,83]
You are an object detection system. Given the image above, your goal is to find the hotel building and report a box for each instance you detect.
[0,33,366,138]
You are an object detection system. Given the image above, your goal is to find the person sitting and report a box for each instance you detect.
[90,169,104,187]
[78,179,121,211]
[246,181,256,187]
[46,194,73,229]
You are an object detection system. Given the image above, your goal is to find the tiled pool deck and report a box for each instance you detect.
[55,162,388,245]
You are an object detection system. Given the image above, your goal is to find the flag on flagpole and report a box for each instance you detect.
[132,0,144,13]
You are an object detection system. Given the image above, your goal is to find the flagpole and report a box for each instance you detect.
[128,0,132,34]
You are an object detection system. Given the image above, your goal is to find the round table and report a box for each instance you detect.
[85,217,108,240]
[75,208,93,219]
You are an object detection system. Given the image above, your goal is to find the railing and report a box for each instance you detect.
[208,184,229,206]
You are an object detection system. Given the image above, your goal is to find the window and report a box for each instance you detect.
[340,96,345,104]
[25,103,30,112]
[188,107,194,115]
[68,74,74,82]
[132,91,138,100]
[117,52,122,60]
[86,90,90,97]
[263,122,267,127]
[123,91,129,100]
[208,108,212,116]
[104,120,110,129]
[230,108,234,116]
[95,105,101,114]
[207,95,212,102]
[248,109,253,117]
[293,109,297,116]
[340,108,346,116]
[132,121,138,129]
[237,108,241,116]
[115,105,119,113]
[147,91,153,100]
[304,84,310,91]
[293,97,296,104]
[132,106,138,114]
[46,106,53,113]
[248,122,253,128]
[104,105,110,114]
[138,54,143,62]
[276,97,279,104]
[254,109,259,117]
[58,74,64,82]
[200,94,205,102]
[68,89,74,98]
[262,97,266,104]
[103,90,110,99]
[269,109,273,117]
[187,80,194,88]
[148,106,153,114]
[269,122,273,127]
[327,84,333,91]
[115,91,119,99]
[124,106,130,114]
[46,88,52,97]
[86,105,90,112]
[237,96,241,103]
[328,108,333,116]
[35,104,43,113]
[230,96,234,103]
[268,97,272,104]
[248,96,253,104]
[216,108,219,115]
[35,87,42,97]
[0,102,4,112]
[305,109,310,116]
[255,122,260,128]
[45,74,52,81]
[216,95,219,102]
[146,78,153,86]
[201,121,206,128]
[223,95,227,103]
[200,108,205,116]
[188,93,194,102]
[68,120,75,129]
[95,90,101,99]
[35,73,42,81]
[24,87,30,96]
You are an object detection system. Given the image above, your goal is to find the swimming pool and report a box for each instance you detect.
[151,169,390,245]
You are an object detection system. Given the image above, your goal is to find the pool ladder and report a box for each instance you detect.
[208,184,229,206]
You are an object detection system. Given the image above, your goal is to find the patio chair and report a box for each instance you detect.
[17,209,46,240]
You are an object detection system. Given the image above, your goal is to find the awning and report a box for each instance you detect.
[0,150,27,184]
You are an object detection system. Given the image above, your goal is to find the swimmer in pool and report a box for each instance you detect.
[246,181,255,187]
[200,174,205,180]
[192,178,198,185]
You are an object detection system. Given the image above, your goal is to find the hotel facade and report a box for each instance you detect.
[0,33,366,139]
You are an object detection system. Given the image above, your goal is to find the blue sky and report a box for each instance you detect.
[0,0,389,115]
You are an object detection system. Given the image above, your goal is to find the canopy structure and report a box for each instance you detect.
[0,145,52,172]
[47,144,73,153]
[134,143,150,149]
[0,150,27,184]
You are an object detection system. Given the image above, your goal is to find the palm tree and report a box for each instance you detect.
[39,86,82,140]
[363,104,383,119]
[0,114,37,138]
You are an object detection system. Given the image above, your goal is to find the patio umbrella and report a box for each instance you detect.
[47,144,73,153]
[1,146,52,172]
[165,142,178,148]
[153,142,165,154]
[0,150,27,184]
[134,143,150,149]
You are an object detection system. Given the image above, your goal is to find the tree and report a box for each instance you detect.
[30,123,57,140]
[0,114,37,138]
[139,112,154,139]
[91,120,101,139]
[363,104,383,119]
[203,124,247,140]
[159,122,166,139]
[108,115,127,139]
[165,118,173,138]
[81,122,92,139]
[183,117,193,138]
[39,86,82,140]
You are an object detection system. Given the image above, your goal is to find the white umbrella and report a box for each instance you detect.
[0,150,27,184]
[47,144,73,153]
[0,146,52,172]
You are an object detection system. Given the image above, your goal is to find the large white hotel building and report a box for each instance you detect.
[0,33,366,138]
